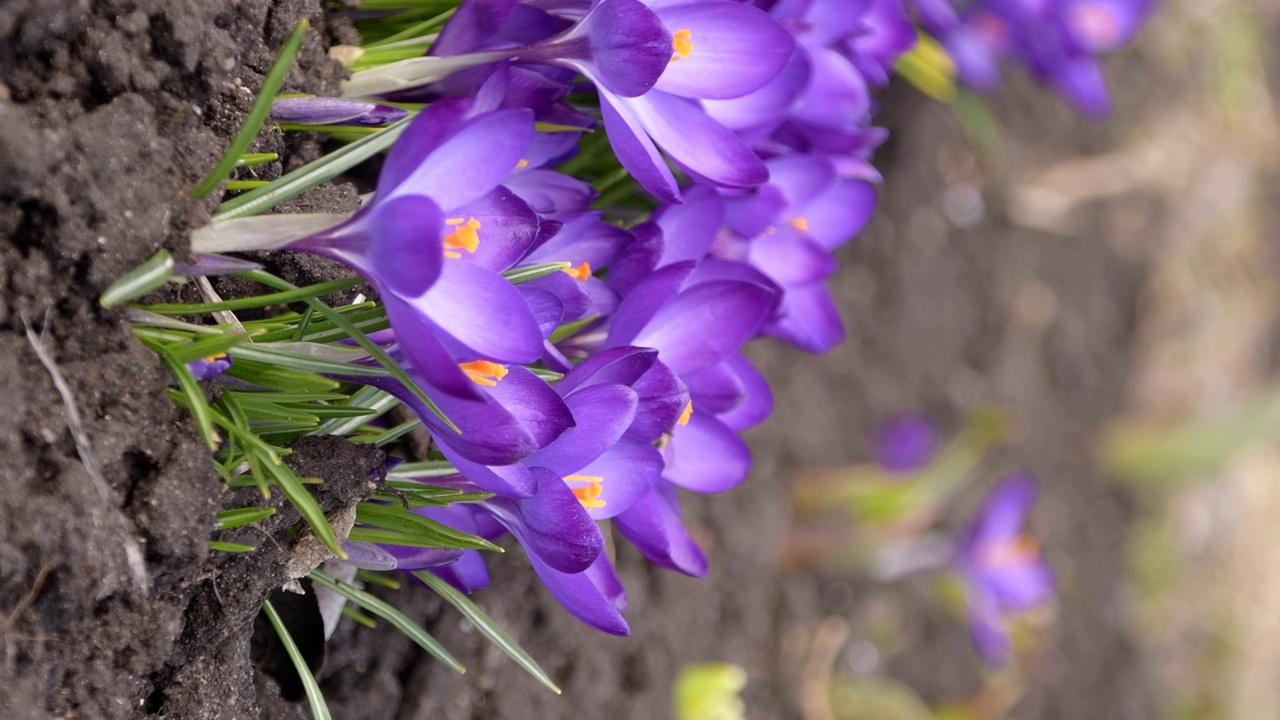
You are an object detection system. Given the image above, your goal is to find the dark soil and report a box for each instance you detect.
[0,2,1163,719]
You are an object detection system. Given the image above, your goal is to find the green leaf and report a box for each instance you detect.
[386,460,459,478]
[215,506,277,530]
[236,152,279,168]
[503,262,572,285]
[308,569,465,674]
[262,599,333,720]
[547,314,599,343]
[355,502,502,551]
[193,20,309,198]
[355,570,402,590]
[101,250,174,308]
[414,571,561,694]
[239,270,459,433]
[137,276,363,314]
[210,541,258,553]
[315,385,399,436]
[224,358,342,392]
[527,367,564,382]
[230,343,389,377]
[341,606,378,628]
[214,115,412,220]
[166,332,255,365]
[151,348,219,451]
[368,417,421,446]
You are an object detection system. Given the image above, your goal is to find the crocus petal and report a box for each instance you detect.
[662,411,751,493]
[682,360,745,415]
[417,259,545,363]
[968,473,1039,543]
[967,587,1012,665]
[382,294,482,400]
[652,184,724,266]
[482,365,576,448]
[563,0,672,97]
[574,437,665,520]
[557,346,658,395]
[652,2,796,99]
[449,186,541,271]
[598,90,682,203]
[526,383,639,476]
[382,108,536,211]
[518,284,566,338]
[799,179,876,250]
[622,90,768,189]
[605,221,666,297]
[486,467,604,573]
[606,260,697,347]
[632,280,775,375]
[748,225,838,286]
[367,193,445,297]
[430,0,522,56]
[379,544,466,571]
[429,549,492,594]
[790,46,871,130]
[764,282,845,354]
[766,154,837,210]
[502,168,596,215]
[716,353,773,431]
[526,271,592,323]
[436,441,540,496]
[337,541,400,570]
[875,413,938,473]
[985,560,1056,611]
[626,357,690,441]
[524,211,631,269]
[702,46,810,132]
[524,549,631,635]
[1048,54,1111,118]
[614,480,708,577]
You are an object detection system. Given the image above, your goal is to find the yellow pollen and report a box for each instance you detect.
[459,360,508,387]
[565,474,606,509]
[788,216,810,232]
[443,216,482,259]
[677,400,693,426]
[671,28,693,61]
[562,261,592,281]
[977,535,1039,572]
[515,158,529,169]
[202,352,229,363]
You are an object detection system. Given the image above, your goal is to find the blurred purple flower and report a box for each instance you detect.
[875,413,938,474]
[955,473,1055,665]
[271,96,407,125]
[186,352,232,381]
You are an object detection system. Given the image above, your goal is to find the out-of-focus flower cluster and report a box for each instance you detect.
[908,0,1157,115]
[196,0,1147,636]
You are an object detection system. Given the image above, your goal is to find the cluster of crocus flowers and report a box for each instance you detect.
[907,0,1157,116]
[189,0,1142,637]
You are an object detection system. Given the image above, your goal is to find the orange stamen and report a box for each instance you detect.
[515,158,529,169]
[671,29,693,61]
[565,474,606,509]
[443,216,481,259]
[562,261,592,281]
[459,360,508,387]
[788,216,810,232]
[677,400,693,426]
[976,535,1040,572]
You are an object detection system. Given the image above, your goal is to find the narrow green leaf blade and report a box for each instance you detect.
[101,250,174,308]
[193,20,309,198]
[414,571,561,694]
[262,599,333,720]
[308,569,465,674]
[215,506,277,530]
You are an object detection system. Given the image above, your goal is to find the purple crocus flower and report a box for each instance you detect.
[186,352,232,381]
[955,473,1055,665]
[407,474,632,635]
[595,0,797,201]
[716,153,877,353]
[267,99,552,401]
[875,413,938,474]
